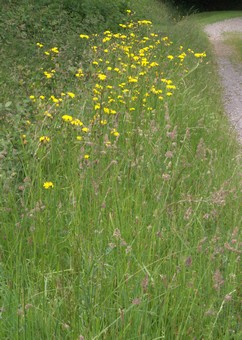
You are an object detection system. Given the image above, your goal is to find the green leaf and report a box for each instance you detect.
[5,101,12,108]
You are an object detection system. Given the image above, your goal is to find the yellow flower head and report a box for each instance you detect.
[51,47,59,54]
[62,115,73,122]
[43,181,54,189]
[44,111,53,118]
[97,73,107,81]
[111,129,120,137]
[67,92,75,98]
[80,34,89,39]
[128,76,138,83]
[71,119,83,126]
[75,69,84,77]
[138,20,152,25]
[39,136,50,143]
[82,127,89,133]
[194,52,206,58]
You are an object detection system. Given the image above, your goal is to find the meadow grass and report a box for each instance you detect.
[190,10,242,25]
[223,32,242,63]
[0,1,241,339]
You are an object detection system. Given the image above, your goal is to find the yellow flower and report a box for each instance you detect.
[50,95,59,103]
[103,37,111,43]
[111,129,120,137]
[84,154,90,159]
[39,136,50,143]
[105,141,111,147]
[178,52,186,60]
[167,55,174,60]
[44,71,53,79]
[39,95,45,100]
[51,47,59,53]
[67,92,75,98]
[76,136,83,141]
[97,73,107,80]
[138,20,152,25]
[149,62,159,67]
[75,69,84,77]
[166,85,176,90]
[128,76,138,83]
[62,115,73,122]
[36,42,44,48]
[71,119,83,126]
[104,107,110,114]
[82,127,89,133]
[44,111,53,118]
[194,52,206,58]
[43,181,54,189]
[140,58,148,67]
[80,34,89,39]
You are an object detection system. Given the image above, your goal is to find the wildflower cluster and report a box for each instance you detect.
[24,15,206,189]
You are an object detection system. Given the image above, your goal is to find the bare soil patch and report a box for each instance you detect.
[204,18,242,144]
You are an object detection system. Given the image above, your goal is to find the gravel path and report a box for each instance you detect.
[204,18,242,144]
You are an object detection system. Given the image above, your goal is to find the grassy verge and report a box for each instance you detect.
[223,32,242,63]
[190,10,242,25]
[0,1,241,339]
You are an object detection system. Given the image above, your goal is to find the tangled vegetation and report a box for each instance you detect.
[0,1,241,339]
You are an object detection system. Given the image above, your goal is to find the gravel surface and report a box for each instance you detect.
[204,18,242,144]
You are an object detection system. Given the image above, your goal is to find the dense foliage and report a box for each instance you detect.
[162,0,242,11]
[0,0,241,338]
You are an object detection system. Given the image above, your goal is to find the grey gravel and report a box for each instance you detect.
[204,18,242,144]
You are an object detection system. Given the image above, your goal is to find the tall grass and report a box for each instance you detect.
[0,1,241,338]
[224,32,242,63]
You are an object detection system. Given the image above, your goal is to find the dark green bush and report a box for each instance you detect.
[0,0,130,34]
